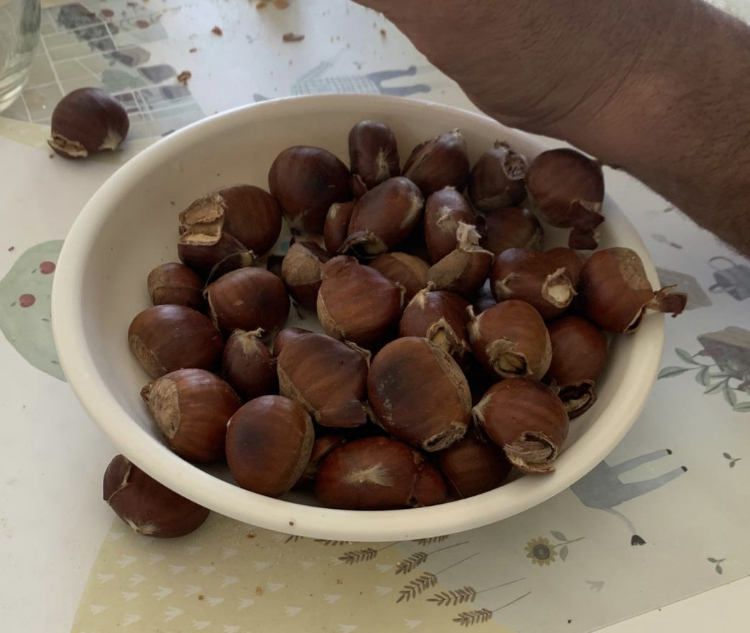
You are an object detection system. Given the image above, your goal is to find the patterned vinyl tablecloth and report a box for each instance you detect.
[1,1,749,632]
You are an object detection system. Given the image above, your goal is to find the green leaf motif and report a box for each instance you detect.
[696,366,711,386]
[724,382,738,406]
[550,531,567,541]
[676,348,701,365]
[705,379,728,395]
[658,366,691,379]
[733,401,750,412]
[708,558,718,563]
[559,545,569,561]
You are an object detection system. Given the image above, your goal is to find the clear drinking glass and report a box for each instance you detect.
[0,0,40,113]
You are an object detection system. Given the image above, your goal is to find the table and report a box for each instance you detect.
[1,1,749,631]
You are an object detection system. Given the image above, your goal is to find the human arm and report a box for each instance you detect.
[355,0,750,256]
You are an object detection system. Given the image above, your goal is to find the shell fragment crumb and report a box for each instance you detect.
[283,32,305,42]
[211,26,223,36]
[177,71,192,85]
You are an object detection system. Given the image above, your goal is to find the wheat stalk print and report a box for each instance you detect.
[313,539,352,546]
[284,535,303,544]
[395,541,469,574]
[428,578,525,607]
[396,553,479,603]
[339,542,400,565]
[453,591,531,627]
[414,535,449,545]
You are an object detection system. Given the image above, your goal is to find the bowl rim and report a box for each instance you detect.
[52,94,664,541]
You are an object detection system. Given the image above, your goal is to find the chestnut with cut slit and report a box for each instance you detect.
[426,222,493,298]
[103,455,209,538]
[424,187,475,264]
[473,378,569,474]
[315,436,446,509]
[402,129,470,196]
[141,368,241,462]
[579,247,687,333]
[277,332,370,429]
[468,141,528,212]
[226,395,314,497]
[468,300,552,380]
[147,262,205,311]
[368,337,471,452]
[545,316,607,418]
[128,305,223,379]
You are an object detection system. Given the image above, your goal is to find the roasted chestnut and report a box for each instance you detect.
[436,429,511,498]
[141,368,241,462]
[49,88,129,158]
[324,201,356,255]
[147,262,205,311]
[370,252,429,301]
[399,286,471,364]
[104,455,209,538]
[426,222,493,298]
[268,146,351,233]
[225,395,314,497]
[128,305,223,378]
[477,207,543,255]
[315,436,446,509]
[545,316,607,418]
[222,329,277,401]
[468,300,552,380]
[272,326,312,357]
[281,241,330,310]
[341,177,424,257]
[296,435,346,488]
[348,120,400,194]
[424,187,475,264]
[468,141,528,211]
[317,256,402,348]
[402,130,470,196]
[579,247,687,333]
[277,332,370,429]
[205,267,290,337]
[368,337,471,451]
[473,378,569,474]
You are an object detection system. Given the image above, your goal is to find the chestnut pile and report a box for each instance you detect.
[109,120,687,537]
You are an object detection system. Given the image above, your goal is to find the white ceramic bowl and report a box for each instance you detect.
[52,95,663,542]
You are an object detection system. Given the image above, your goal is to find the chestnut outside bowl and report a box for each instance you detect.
[52,94,664,542]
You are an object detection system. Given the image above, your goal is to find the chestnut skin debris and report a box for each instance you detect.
[110,115,688,532]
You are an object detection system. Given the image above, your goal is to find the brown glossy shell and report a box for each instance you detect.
[424,187,475,264]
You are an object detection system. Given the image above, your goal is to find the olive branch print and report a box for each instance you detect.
[453,591,531,627]
[339,542,400,565]
[395,541,468,575]
[428,578,525,607]
[396,553,478,603]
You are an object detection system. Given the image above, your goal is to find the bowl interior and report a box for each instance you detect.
[53,95,663,541]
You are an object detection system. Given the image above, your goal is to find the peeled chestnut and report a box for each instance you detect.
[128,305,223,378]
[317,256,402,348]
[49,88,129,159]
[268,146,351,233]
[222,329,277,401]
[402,130,470,196]
[341,177,424,257]
[205,267,290,337]
[141,369,241,462]
[545,316,607,418]
[525,148,604,249]
[348,120,400,194]
[468,141,528,211]
[436,429,511,498]
[399,286,471,364]
[178,185,282,278]
[370,252,429,301]
[315,436,446,509]
[579,247,687,333]
[424,187,475,264]
[272,326,312,357]
[281,241,330,310]
[426,222,493,298]
[368,337,471,451]
[104,455,209,538]
[297,435,346,488]
[226,395,314,496]
[491,248,580,319]
[478,207,544,255]
[277,332,370,428]
[474,378,569,473]
[147,262,205,311]
[324,201,356,255]
[468,300,552,380]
